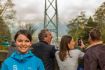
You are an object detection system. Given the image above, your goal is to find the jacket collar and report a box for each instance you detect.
[87,41,103,49]
[40,41,49,44]
[11,51,34,62]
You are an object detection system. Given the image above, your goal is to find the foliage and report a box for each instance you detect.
[94,2,105,42]
[0,16,11,40]
[67,12,87,40]
[67,13,98,44]
[25,23,38,36]
[82,16,97,43]
[67,2,105,43]
[0,16,11,50]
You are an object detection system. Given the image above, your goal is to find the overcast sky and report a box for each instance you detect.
[12,0,105,24]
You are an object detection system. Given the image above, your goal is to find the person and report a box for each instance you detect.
[55,35,84,70]
[31,29,57,70]
[1,29,45,70]
[84,28,105,70]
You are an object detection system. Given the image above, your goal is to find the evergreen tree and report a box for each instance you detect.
[67,12,87,40]
[94,2,105,42]
[82,16,97,43]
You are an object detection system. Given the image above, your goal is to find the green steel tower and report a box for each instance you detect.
[44,0,59,43]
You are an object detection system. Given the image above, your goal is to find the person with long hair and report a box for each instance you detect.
[55,35,84,70]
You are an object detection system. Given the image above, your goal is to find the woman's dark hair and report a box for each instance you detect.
[89,28,101,41]
[14,29,32,41]
[59,35,72,61]
[38,29,49,41]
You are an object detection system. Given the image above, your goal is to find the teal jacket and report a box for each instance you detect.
[1,51,45,70]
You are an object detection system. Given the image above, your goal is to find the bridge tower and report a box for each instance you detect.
[44,0,59,44]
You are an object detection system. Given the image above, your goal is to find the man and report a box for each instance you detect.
[32,29,57,70]
[84,28,105,70]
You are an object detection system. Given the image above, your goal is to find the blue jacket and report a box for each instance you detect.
[1,51,45,70]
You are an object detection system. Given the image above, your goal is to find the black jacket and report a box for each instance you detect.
[31,41,57,70]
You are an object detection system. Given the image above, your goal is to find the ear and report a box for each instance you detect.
[29,42,32,46]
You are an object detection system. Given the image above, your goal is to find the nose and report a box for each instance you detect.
[21,41,26,46]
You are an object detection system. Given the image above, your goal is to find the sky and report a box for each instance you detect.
[1,0,105,38]
[12,0,105,24]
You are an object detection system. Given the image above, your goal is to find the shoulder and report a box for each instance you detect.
[32,54,43,62]
[84,44,104,58]
[96,44,105,50]
[70,49,82,53]
[32,42,48,48]
[2,56,14,66]
[69,49,84,57]
[31,42,42,50]
[32,42,39,47]
[86,44,104,53]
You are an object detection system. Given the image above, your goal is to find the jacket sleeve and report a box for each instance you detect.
[1,62,8,70]
[79,50,84,58]
[84,51,97,70]
[38,60,45,70]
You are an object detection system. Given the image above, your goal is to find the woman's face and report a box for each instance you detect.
[15,34,32,53]
[68,38,75,49]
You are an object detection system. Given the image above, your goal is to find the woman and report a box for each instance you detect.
[1,29,45,70]
[55,35,84,70]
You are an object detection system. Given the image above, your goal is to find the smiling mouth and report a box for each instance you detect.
[19,46,28,49]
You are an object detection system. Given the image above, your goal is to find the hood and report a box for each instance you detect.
[11,51,34,62]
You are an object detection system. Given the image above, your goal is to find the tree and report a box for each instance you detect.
[0,16,11,39]
[0,16,11,49]
[87,16,97,28]
[67,12,87,40]
[82,16,97,43]
[25,23,37,36]
[94,2,105,42]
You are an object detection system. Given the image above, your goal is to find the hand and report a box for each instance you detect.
[80,40,85,49]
